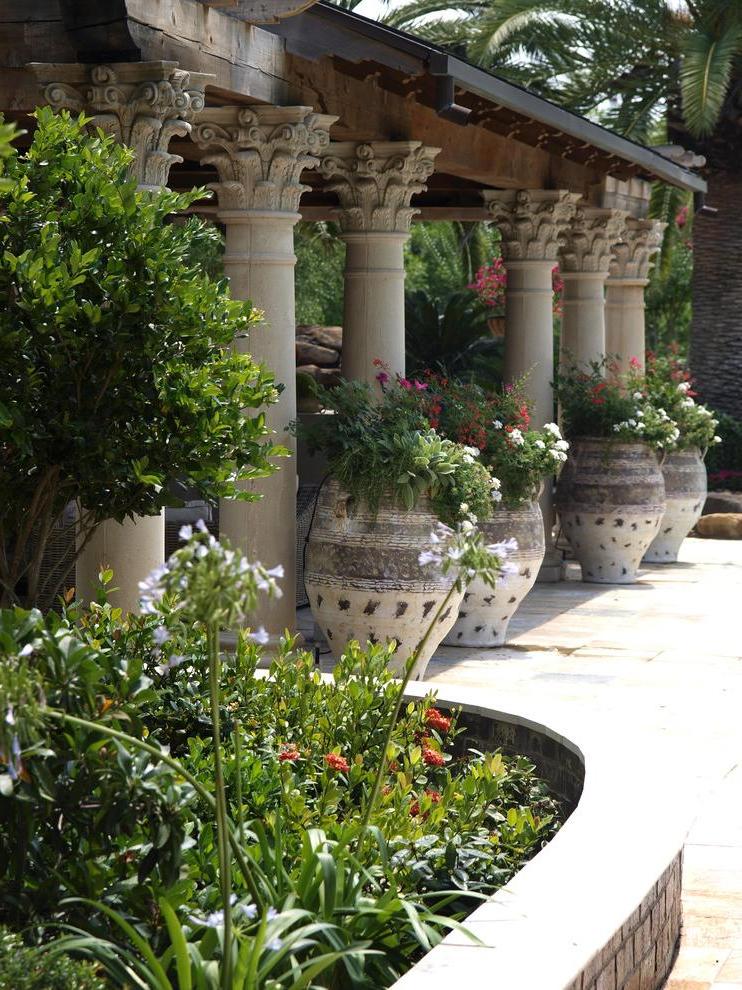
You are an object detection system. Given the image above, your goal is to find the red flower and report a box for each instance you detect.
[410,790,442,817]
[629,356,641,369]
[279,745,300,763]
[424,708,452,734]
[324,752,350,773]
[422,747,445,767]
[382,784,393,797]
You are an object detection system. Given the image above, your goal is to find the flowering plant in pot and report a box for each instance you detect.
[469,256,564,333]
[554,359,679,583]
[394,370,569,646]
[641,350,721,562]
[295,377,506,676]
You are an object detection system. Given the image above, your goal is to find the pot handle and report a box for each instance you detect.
[333,492,354,530]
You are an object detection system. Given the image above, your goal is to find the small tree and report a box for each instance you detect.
[0,109,282,608]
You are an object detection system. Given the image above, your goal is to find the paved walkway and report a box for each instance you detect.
[423,538,742,990]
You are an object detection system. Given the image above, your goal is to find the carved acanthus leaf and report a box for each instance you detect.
[31,61,211,190]
[609,218,667,280]
[319,141,440,233]
[559,206,628,274]
[484,190,580,261]
[193,106,337,212]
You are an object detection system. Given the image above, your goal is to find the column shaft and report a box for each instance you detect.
[341,232,408,383]
[76,515,165,611]
[560,272,609,368]
[220,210,299,636]
[605,279,649,373]
[503,261,555,431]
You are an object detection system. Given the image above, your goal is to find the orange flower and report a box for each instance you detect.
[324,753,350,773]
[424,708,452,734]
[279,746,300,763]
[410,790,442,817]
[422,748,445,768]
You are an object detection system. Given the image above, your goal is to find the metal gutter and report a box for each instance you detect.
[300,2,705,194]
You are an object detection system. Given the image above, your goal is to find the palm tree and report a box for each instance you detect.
[381,0,742,418]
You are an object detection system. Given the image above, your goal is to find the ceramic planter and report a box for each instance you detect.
[304,480,463,679]
[444,499,545,647]
[643,447,707,563]
[556,438,665,584]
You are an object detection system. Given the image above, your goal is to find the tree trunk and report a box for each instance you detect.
[690,169,742,419]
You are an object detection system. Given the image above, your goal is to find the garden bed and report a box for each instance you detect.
[395,685,682,990]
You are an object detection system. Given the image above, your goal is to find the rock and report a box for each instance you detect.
[297,364,342,387]
[296,339,339,367]
[703,491,742,515]
[694,513,742,539]
[296,325,342,350]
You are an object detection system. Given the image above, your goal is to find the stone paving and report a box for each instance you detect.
[421,537,742,990]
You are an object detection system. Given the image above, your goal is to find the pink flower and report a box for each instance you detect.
[376,371,389,385]
[399,378,412,389]
[629,356,641,369]
[413,380,428,391]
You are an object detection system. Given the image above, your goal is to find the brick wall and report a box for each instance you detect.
[567,853,682,990]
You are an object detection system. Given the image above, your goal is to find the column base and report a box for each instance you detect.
[536,546,564,583]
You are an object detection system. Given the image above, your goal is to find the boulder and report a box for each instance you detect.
[693,513,742,539]
[703,491,742,515]
[296,325,343,350]
[296,339,339,367]
[297,364,342,387]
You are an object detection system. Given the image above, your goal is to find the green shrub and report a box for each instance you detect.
[706,412,742,491]
[0,108,281,608]
[0,927,107,990]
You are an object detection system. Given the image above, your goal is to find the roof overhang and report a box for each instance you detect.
[264,1,705,195]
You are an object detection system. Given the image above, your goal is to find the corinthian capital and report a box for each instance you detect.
[559,206,628,274]
[609,218,667,280]
[484,189,580,262]
[319,141,440,233]
[192,106,337,213]
[29,61,211,190]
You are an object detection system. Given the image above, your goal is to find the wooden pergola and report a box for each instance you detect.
[1,0,705,629]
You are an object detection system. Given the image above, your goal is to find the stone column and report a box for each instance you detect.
[193,106,336,638]
[31,61,209,611]
[605,219,665,374]
[484,190,579,582]
[319,142,440,386]
[559,206,627,369]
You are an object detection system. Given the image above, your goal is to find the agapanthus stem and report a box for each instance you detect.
[355,582,458,862]
[207,622,233,990]
[234,719,245,843]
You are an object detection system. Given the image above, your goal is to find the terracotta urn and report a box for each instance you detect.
[643,447,707,563]
[444,499,545,647]
[556,438,665,584]
[304,480,463,679]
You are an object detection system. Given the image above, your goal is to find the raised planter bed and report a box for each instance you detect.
[394,686,683,990]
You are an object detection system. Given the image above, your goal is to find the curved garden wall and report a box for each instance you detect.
[394,690,682,990]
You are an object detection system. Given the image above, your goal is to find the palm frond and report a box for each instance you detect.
[679,23,742,135]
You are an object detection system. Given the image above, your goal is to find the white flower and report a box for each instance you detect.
[682,397,695,408]
[178,524,193,541]
[418,549,442,567]
[636,409,644,417]
[534,439,545,450]
[459,502,469,513]
[677,381,691,394]
[19,644,33,657]
[196,519,209,533]
[633,391,644,401]
[236,903,258,920]
[508,428,524,446]
[489,476,501,490]
[152,625,170,646]
[156,654,185,676]
[460,519,475,533]
[628,419,636,428]
[491,490,502,502]
[493,420,503,430]
[266,565,285,579]
[247,627,270,645]
[487,537,519,556]
[555,439,569,451]
[613,423,621,432]
[544,423,561,437]
[5,705,15,726]
[463,445,480,458]
[713,435,722,444]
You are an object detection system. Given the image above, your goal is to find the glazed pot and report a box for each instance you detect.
[304,480,464,679]
[643,447,707,564]
[555,438,665,584]
[444,499,545,647]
